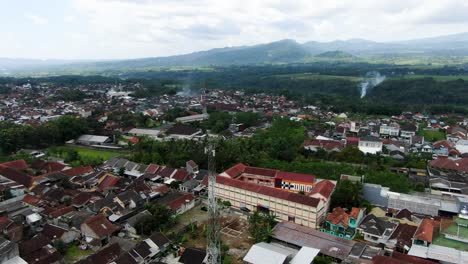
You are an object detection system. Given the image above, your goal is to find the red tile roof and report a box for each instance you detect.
[187,160,197,168]
[49,206,76,219]
[310,180,336,199]
[42,161,66,173]
[429,157,468,173]
[41,223,67,240]
[0,216,13,230]
[0,160,29,170]
[350,208,361,219]
[414,218,438,243]
[223,163,246,178]
[172,169,189,182]
[326,207,350,228]
[216,176,320,207]
[276,171,315,184]
[158,167,177,178]
[22,194,41,206]
[97,174,120,192]
[63,166,94,177]
[391,251,438,264]
[154,184,170,194]
[83,214,119,238]
[72,192,96,207]
[145,164,160,174]
[0,166,34,188]
[304,139,345,151]
[433,140,454,150]
[244,166,277,177]
[168,192,194,210]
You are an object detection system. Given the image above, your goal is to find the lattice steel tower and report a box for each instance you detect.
[206,141,221,264]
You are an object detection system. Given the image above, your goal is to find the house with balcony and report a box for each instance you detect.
[322,207,364,240]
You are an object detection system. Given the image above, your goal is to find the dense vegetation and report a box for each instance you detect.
[130,118,416,193]
[0,115,89,154]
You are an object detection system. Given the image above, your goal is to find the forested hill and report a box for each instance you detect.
[4,32,468,73]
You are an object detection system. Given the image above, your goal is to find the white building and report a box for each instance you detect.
[358,136,383,154]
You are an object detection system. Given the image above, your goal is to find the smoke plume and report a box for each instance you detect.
[360,71,386,98]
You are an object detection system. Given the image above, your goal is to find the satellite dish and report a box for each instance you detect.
[461,206,468,215]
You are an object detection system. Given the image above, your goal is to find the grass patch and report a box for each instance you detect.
[391,75,468,81]
[271,73,363,82]
[420,129,445,142]
[64,245,93,263]
[53,146,122,160]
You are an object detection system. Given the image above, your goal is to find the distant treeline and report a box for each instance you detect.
[2,62,468,114]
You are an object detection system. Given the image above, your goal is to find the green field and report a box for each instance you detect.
[271,73,363,82]
[391,75,468,81]
[50,145,123,160]
[420,129,446,142]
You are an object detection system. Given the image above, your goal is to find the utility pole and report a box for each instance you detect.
[206,141,220,264]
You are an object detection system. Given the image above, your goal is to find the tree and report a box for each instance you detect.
[118,167,125,176]
[313,256,333,264]
[248,211,278,243]
[331,180,363,210]
[54,240,68,255]
[135,203,176,235]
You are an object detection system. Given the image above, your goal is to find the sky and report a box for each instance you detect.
[1,0,468,60]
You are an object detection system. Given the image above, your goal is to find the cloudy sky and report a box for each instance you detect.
[1,0,468,59]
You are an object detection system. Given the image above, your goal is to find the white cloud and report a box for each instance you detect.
[11,0,468,59]
[64,15,75,23]
[25,14,48,25]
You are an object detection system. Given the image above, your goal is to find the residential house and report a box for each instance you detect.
[80,214,119,248]
[76,134,111,145]
[124,232,171,263]
[178,247,207,264]
[323,207,364,240]
[18,234,62,264]
[379,124,400,138]
[124,210,152,238]
[0,237,19,264]
[180,179,200,193]
[358,136,383,154]
[41,223,77,243]
[386,223,418,253]
[165,123,203,140]
[243,242,296,264]
[76,242,123,264]
[186,160,199,174]
[400,123,418,143]
[357,214,398,245]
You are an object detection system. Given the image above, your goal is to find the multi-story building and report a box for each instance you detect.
[379,124,400,137]
[216,164,335,228]
[220,163,316,193]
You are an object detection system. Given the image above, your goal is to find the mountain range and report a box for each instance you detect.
[3,32,468,72]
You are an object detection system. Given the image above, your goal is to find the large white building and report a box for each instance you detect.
[358,136,383,154]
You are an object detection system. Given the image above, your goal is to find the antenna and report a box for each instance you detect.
[205,140,220,264]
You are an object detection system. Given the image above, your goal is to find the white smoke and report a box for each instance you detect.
[176,86,195,97]
[360,71,386,98]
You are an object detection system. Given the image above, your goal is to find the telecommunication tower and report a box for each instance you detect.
[205,141,221,264]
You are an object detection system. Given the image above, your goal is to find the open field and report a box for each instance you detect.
[391,75,468,81]
[271,73,363,82]
[50,145,123,160]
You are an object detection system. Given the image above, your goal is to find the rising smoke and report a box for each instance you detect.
[359,71,386,98]
[176,86,196,97]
